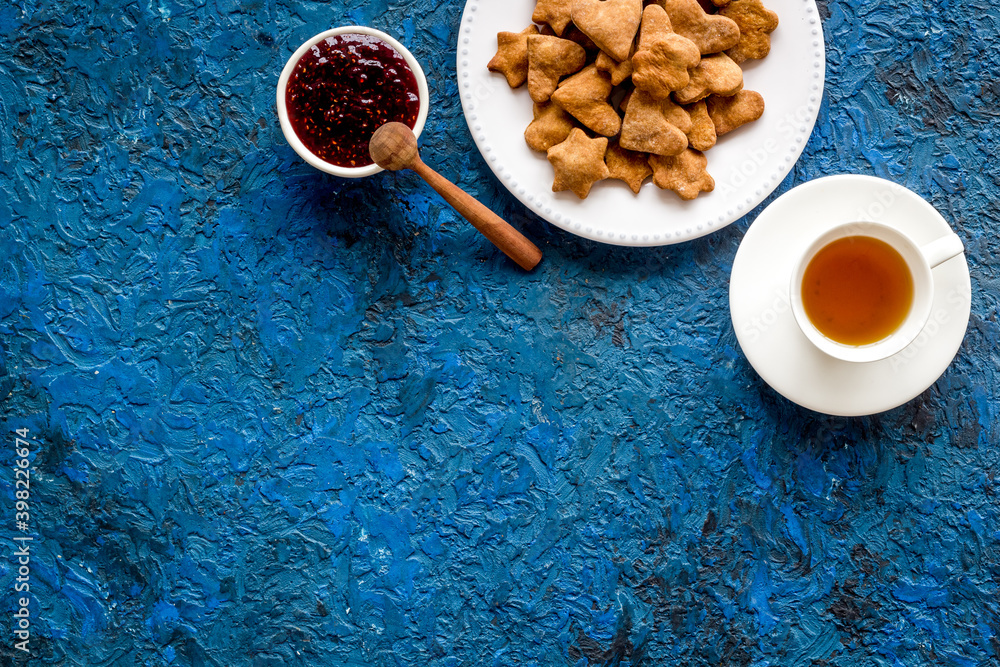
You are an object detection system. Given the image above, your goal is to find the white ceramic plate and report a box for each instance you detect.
[456,0,825,246]
[730,175,972,417]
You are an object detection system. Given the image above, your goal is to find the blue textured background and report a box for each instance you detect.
[1,0,999,664]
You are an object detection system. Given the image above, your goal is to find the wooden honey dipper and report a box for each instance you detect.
[370,122,542,271]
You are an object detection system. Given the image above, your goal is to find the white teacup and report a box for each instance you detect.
[789,221,964,363]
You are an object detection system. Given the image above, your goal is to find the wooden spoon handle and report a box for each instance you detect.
[410,158,542,271]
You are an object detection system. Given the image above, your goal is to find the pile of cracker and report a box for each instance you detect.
[488,0,778,200]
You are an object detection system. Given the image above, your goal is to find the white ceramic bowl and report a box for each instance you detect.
[276,26,429,178]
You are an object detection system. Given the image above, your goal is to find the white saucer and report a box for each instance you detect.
[730,175,971,416]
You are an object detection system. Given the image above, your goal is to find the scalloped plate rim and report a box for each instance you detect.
[456,0,826,246]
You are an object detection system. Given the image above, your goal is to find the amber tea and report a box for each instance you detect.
[800,235,915,346]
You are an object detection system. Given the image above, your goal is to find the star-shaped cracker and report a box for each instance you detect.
[525,101,578,152]
[706,89,764,135]
[526,35,588,103]
[605,140,653,194]
[550,64,622,137]
[487,25,540,89]
[532,0,575,35]
[571,0,643,62]
[547,128,610,198]
[649,148,715,200]
[659,0,741,55]
[673,52,744,104]
[620,89,689,156]
[595,48,634,86]
[683,99,717,151]
[719,0,780,64]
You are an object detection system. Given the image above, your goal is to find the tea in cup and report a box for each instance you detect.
[790,222,964,363]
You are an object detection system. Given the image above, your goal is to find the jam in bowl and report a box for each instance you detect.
[277,27,429,177]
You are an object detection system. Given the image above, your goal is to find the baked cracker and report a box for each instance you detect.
[606,140,653,194]
[550,64,622,137]
[547,127,611,198]
[657,0,741,55]
[706,89,764,135]
[673,52,744,105]
[719,0,779,64]
[649,148,715,200]
[620,89,689,156]
[683,100,717,151]
[532,0,576,35]
[571,0,643,62]
[526,35,588,104]
[525,101,578,152]
[631,32,701,100]
[487,25,541,89]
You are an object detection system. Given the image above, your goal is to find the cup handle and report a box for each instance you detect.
[920,233,964,269]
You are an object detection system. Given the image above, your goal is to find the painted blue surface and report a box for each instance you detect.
[0,0,998,664]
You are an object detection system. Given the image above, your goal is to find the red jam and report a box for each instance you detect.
[285,33,421,168]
